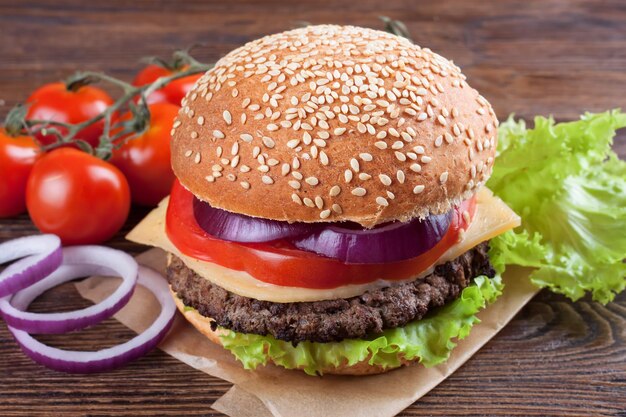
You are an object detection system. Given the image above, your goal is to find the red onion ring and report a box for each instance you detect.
[291,211,453,264]
[0,246,138,334]
[0,235,62,297]
[192,195,455,264]
[6,266,175,374]
[193,197,319,242]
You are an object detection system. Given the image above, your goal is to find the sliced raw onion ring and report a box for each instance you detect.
[0,246,138,334]
[291,211,453,264]
[0,235,62,297]
[193,197,319,242]
[6,266,175,374]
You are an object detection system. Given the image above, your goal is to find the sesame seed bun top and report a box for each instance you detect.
[170,25,498,227]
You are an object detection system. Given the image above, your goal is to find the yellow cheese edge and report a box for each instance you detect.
[127,187,520,303]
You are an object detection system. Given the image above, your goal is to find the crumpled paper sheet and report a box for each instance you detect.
[75,248,538,417]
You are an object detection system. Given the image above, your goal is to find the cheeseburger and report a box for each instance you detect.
[129,25,520,375]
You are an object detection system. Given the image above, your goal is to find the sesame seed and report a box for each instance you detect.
[350,158,360,172]
[409,163,422,172]
[351,187,367,197]
[240,181,250,190]
[320,209,331,219]
[173,120,181,128]
[344,169,353,183]
[205,175,214,183]
[291,193,302,205]
[315,196,324,209]
[359,152,373,162]
[184,150,193,157]
[197,116,205,126]
[223,110,232,125]
[379,174,392,186]
[401,132,413,142]
[358,173,371,180]
[240,133,253,142]
[303,198,315,208]
[281,163,290,176]
[213,130,225,139]
[329,185,341,197]
[421,155,432,163]
[262,136,275,148]
[437,115,447,125]
[261,175,274,185]
[332,203,343,214]
[190,131,199,139]
[305,176,319,186]
[440,171,449,183]
[376,196,389,206]
[266,123,278,131]
[374,141,388,150]
[288,180,301,189]
[194,153,201,164]
[334,127,346,135]
[395,151,407,162]
[435,135,443,147]
[320,151,329,166]
[413,185,425,194]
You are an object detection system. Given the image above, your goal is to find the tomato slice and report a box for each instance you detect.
[165,180,475,289]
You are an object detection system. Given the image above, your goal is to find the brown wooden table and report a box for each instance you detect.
[1,1,625,416]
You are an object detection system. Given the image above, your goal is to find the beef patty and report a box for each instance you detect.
[167,242,495,344]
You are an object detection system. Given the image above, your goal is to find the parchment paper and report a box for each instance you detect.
[75,248,538,417]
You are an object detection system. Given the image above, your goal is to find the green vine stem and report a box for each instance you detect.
[4,51,213,159]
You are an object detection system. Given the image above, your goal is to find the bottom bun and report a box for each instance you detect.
[170,287,412,376]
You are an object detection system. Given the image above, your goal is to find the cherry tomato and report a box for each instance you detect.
[133,64,202,106]
[26,148,131,245]
[165,180,476,289]
[110,102,179,206]
[26,82,114,147]
[0,129,40,217]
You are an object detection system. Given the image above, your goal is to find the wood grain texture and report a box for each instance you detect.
[0,0,625,416]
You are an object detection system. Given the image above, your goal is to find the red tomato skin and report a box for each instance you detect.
[110,103,179,206]
[25,82,114,147]
[132,65,171,105]
[165,180,476,289]
[164,74,201,106]
[26,148,131,245]
[133,65,201,106]
[0,130,40,217]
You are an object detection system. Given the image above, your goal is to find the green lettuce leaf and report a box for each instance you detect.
[488,110,626,304]
[218,274,503,375]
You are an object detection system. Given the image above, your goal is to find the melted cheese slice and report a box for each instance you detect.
[127,187,520,303]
